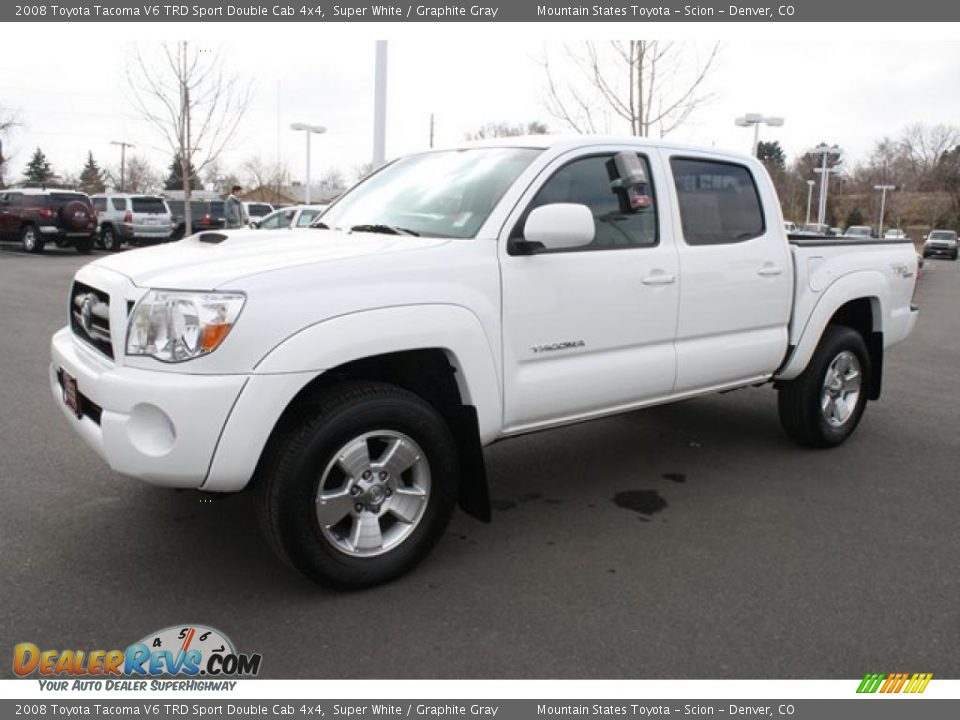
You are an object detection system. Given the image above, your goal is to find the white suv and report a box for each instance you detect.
[90,194,174,251]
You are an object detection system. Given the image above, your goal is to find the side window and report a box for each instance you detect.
[259,212,282,229]
[671,158,765,245]
[92,198,107,212]
[519,153,658,250]
[296,209,319,227]
[8,193,23,207]
[110,198,126,212]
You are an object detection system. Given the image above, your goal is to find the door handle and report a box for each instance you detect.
[641,272,676,286]
[757,264,783,277]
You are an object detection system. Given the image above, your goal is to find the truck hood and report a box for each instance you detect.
[89,229,452,289]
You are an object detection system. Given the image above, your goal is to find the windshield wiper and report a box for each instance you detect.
[349,224,420,236]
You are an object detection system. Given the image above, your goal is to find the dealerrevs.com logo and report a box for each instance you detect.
[13,625,262,690]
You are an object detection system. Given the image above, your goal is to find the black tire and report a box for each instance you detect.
[74,237,95,255]
[952,251,958,261]
[101,226,121,252]
[778,325,871,448]
[20,225,44,254]
[256,382,460,589]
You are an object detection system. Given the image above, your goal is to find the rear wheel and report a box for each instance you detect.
[101,226,121,252]
[256,382,460,588]
[778,325,871,448]
[20,225,44,254]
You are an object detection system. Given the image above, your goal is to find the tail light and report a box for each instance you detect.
[123,211,133,224]
[38,207,54,219]
[201,214,212,226]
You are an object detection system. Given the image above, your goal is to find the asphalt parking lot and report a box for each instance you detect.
[1,244,958,679]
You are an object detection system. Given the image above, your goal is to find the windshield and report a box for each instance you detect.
[320,147,542,238]
[930,230,957,240]
[846,226,871,236]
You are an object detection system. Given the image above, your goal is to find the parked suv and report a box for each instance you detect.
[167,199,227,240]
[91,194,174,251]
[922,229,958,260]
[0,188,98,254]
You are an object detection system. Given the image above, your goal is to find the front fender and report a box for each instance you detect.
[255,303,503,442]
[777,271,887,381]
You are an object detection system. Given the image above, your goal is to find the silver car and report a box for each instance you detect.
[91,194,174,251]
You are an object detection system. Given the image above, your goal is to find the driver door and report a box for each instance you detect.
[498,148,680,432]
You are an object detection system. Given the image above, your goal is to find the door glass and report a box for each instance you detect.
[671,158,765,245]
[524,154,657,249]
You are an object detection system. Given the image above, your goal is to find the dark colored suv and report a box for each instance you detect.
[0,188,98,254]
[167,199,227,240]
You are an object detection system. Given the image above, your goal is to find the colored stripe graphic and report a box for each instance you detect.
[857,672,932,693]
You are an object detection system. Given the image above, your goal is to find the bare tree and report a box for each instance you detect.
[0,105,21,188]
[466,121,549,141]
[898,123,960,189]
[542,41,720,137]
[126,42,251,234]
[107,155,161,194]
[242,156,291,202]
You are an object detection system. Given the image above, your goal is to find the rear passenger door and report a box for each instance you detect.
[666,153,792,393]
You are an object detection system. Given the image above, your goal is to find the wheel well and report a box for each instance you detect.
[827,298,883,400]
[255,349,491,521]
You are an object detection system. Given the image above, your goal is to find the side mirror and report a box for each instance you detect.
[521,203,594,252]
[250,221,260,229]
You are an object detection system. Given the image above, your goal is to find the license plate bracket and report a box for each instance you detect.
[61,370,82,419]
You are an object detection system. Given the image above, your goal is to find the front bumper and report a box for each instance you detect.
[923,244,957,257]
[50,327,247,487]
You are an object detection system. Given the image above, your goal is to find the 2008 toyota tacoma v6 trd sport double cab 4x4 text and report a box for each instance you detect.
[50,137,919,587]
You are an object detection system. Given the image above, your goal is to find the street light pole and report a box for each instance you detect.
[805,180,815,226]
[290,123,327,204]
[810,143,841,227]
[373,40,388,169]
[735,113,785,157]
[110,140,135,192]
[875,184,896,236]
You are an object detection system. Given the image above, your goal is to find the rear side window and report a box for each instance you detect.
[132,197,167,214]
[110,198,126,211]
[671,158,765,245]
[47,193,90,207]
[92,198,107,211]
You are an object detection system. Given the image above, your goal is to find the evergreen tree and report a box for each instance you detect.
[757,141,786,171]
[164,154,201,191]
[78,151,105,194]
[23,147,53,184]
[845,208,865,228]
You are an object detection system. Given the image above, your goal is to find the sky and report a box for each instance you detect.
[2,24,960,190]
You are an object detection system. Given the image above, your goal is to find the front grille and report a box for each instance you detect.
[70,281,113,359]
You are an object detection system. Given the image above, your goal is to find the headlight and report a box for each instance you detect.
[126,290,245,362]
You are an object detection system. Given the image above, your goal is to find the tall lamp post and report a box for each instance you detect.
[290,123,326,204]
[875,184,896,236]
[810,143,841,226]
[805,179,815,226]
[735,113,784,156]
[110,140,135,192]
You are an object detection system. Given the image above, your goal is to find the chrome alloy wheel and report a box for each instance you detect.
[820,350,862,428]
[315,430,431,558]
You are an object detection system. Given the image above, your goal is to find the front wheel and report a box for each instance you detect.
[778,326,871,448]
[256,382,460,588]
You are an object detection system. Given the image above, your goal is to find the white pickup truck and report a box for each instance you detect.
[50,137,919,587]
